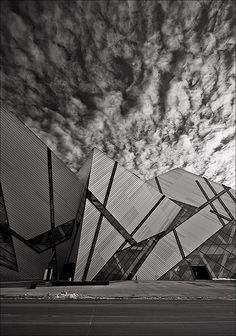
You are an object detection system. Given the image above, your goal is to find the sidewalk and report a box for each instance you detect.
[0,280,235,300]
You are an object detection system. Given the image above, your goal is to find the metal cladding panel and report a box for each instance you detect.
[106,165,175,235]
[136,232,182,280]
[176,206,222,255]
[0,237,51,281]
[55,239,73,274]
[74,200,101,281]
[133,197,180,242]
[86,217,125,281]
[51,152,83,227]
[200,181,235,221]
[1,108,51,238]
[149,168,236,215]
[88,149,115,204]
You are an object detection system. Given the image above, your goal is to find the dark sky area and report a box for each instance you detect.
[0,0,235,187]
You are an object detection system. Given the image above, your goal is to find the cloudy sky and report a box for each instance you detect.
[1,0,235,187]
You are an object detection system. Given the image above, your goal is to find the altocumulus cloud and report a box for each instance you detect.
[0,0,235,187]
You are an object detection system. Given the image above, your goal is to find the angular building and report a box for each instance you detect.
[0,107,235,281]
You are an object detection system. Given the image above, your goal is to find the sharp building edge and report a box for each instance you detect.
[0,107,235,281]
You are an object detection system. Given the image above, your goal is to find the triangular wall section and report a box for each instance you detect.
[0,183,18,271]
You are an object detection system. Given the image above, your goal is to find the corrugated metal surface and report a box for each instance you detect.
[51,152,82,227]
[0,236,51,281]
[149,168,236,220]
[107,166,179,235]
[1,108,51,238]
[88,149,114,204]
[86,217,125,281]
[74,200,101,281]
[176,205,222,255]
[133,197,180,242]
[136,232,182,280]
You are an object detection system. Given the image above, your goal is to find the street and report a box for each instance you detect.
[0,299,235,336]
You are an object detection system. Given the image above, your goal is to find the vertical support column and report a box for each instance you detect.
[47,148,57,278]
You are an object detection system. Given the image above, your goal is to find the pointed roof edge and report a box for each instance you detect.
[148,167,235,192]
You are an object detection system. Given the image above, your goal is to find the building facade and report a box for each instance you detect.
[0,107,235,281]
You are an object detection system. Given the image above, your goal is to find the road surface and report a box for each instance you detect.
[1,299,235,336]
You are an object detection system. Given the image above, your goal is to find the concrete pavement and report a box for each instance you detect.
[0,280,235,300]
[1,300,235,336]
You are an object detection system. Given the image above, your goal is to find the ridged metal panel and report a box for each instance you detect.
[51,152,83,227]
[133,197,180,242]
[136,232,182,280]
[106,165,169,235]
[1,108,51,238]
[176,205,222,255]
[149,169,236,219]
[89,149,115,204]
[74,200,101,281]
[202,181,236,221]
[86,217,125,281]
[0,236,51,281]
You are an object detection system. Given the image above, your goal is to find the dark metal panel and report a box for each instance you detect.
[51,151,83,227]
[1,107,51,238]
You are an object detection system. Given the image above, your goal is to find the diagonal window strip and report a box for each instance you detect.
[93,196,168,274]
[209,210,233,222]
[28,219,74,252]
[173,229,185,259]
[222,185,236,203]
[197,185,231,210]
[87,190,137,245]
[155,177,163,194]
[159,219,235,280]
[11,230,41,253]
[204,178,234,220]
[131,195,165,236]
[94,233,163,281]
[82,162,118,281]
[196,180,225,226]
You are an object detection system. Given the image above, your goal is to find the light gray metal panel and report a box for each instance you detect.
[149,168,236,217]
[176,205,222,255]
[136,232,182,280]
[133,197,180,242]
[106,165,155,233]
[106,164,180,237]
[51,152,83,227]
[0,236,51,281]
[1,108,51,238]
[86,217,125,281]
[74,200,101,281]
[89,149,115,204]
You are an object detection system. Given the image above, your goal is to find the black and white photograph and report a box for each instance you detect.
[0,1,235,335]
